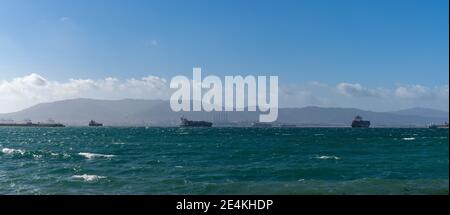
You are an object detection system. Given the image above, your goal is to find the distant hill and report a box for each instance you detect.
[390,107,449,119]
[0,98,448,127]
[0,98,166,126]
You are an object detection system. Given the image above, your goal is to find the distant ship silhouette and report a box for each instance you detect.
[428,122,449,129]
[0,119,64,127]
[351,116,370,128]
[179,117,212,127]
[88,120,103,127]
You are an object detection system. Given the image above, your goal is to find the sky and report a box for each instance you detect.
[0,0,448,113]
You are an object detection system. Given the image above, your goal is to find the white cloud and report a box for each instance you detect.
[0,74,448,113]
[279,83,331,107]
[330,82,448,111]
[336,82,448,102]
[394,84,440,99]
[20,73,48,86]
[0,73,170,113]
[336,83,383,97]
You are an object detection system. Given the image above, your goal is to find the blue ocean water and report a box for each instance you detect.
[0,127,448,194]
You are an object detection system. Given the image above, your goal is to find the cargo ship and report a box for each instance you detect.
[88,120,103,127]
[0,119,65,127]
[351,116,370,128]
[428,122,449,129]
[180,117,212,127]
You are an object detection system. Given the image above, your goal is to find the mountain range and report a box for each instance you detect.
[0,98,448,127]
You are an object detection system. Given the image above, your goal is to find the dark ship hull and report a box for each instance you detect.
[89,123,103,127]
[351,120,370,128]
[88,120,103,127]
[180,118,212,127]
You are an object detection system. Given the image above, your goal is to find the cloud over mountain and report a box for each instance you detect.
[0,73,170,113]
[337,83,384,97]
[0,74,448,113]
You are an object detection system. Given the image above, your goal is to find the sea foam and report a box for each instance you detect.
[72,174,106,182]
[315,155,340,160]
[402,137,416,141]
[1,148,25,155]
[78,152,115,159]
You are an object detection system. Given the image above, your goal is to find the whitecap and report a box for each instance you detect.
[78,152,115,159]
[33,154,42,159]
[1,148,25,155]
[402,137,415,141]
[112,142,126,145]
[72,174,106,182]
[315,155,340,160]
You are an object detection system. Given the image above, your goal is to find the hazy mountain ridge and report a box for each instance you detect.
[389,107,449,118]
[0,98,448,126]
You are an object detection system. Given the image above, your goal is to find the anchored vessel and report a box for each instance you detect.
[251,122,272,127]
[88,120,103,127]
[180,117,212,127]
[351,116,370,128]
[428,122,449,129]
[280,124,296,128]
[0,119,65,127]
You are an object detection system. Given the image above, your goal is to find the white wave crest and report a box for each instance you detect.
[315,155,340,160]
[1,148,25,155]
[402,137,415,141]
[72,174,106,182]
[78,152,115,159]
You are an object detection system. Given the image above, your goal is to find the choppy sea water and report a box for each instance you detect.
[0,127,448,194]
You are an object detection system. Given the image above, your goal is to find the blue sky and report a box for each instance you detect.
[0,0,448,112]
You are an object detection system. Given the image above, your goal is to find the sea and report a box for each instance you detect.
[0,127,448,194]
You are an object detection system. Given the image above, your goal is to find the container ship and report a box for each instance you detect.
[351,116,370,128]
[180,117,212,127]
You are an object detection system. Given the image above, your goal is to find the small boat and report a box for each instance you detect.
[88,120,103,127]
